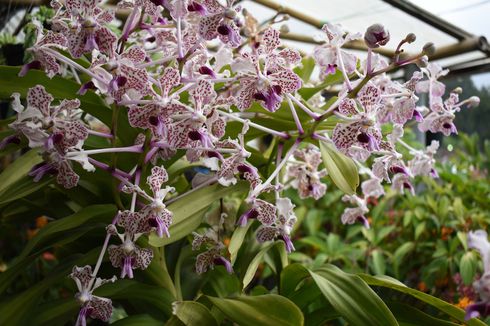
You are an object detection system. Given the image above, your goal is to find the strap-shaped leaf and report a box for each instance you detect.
[173,301,218,326]
[359,273,487,326]
[298,70,343,100]
[112,315,163,326]
[229,220,254,265]
[207,294,304,326]
[0,66,109,124]
[319,141,359,195]
[0,149,41,196]
[0,205,116,295]
[280,263,310,297]
[242,241,288,290]
[310,264,398,326]
[386,301,459,326]
[0,249,99,325]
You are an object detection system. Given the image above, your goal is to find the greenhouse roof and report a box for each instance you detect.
[241,0,490,76]
[2,0,489,75]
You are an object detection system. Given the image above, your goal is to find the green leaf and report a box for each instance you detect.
[0,66,110,124]
[0,150,41,195]
[0,250,100,325]
[415,222,426,240]
[460,251,477,285]
[359,274,487,326]
[0,205,116,295]
[319,141,359,194]
[229,220,254,265]
[294,57,316,84]
[386,301,459,326]
[393,242,415,277]
[98,280,174,319]
[298,70,343,100]
[311,264,398,326]
[207,294,304,326]
[18,204,116,260]
[280,263,310,297]
[149,182,247,247]
[112,315,163,326]
[242,242,275,289]
[35,299,78,326]
[173,301,218,326]
[0,176,51,206]
[371,249,386,275]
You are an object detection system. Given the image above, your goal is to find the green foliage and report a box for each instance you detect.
[319,140,359,195]
[295,132,490,316]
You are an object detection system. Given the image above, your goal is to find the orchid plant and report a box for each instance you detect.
[0,0,485,325]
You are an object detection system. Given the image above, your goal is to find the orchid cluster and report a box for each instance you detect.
[1,0,480,323]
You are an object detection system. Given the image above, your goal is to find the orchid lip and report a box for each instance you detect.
[19,61,42,77]
[213,256,233,273]
[217,24,231,36]
[237,208,258,226]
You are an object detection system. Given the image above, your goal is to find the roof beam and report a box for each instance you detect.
[252,0,324,28]
[380,0,473,41]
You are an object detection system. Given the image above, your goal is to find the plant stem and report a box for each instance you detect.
[67,145,143,157]
[217,110,290,139]
[287,96,304,135]
[287,94,320,120]
[251,139,301,197]
[42,47,108,86]
[158,246,178,299]
[88,130,114,139]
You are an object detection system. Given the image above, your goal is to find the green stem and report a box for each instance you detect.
[159,246,178,299]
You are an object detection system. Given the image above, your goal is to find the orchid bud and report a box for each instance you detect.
[364,24,390,48]
[405,33,416,43]
[423,42,436,56]
[452,87,463,94]
[280,24,290,34]
[224,8,237,19]
[468,96,480,108]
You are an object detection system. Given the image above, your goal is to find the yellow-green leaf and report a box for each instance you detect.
[319,141,359,194]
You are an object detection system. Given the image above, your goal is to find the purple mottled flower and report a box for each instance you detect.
[198,0,242,47]
[256,198,297,253]
[314,23,360,76]
[139,166,175,238]
[332,85,383,154]
[341,195,370,228]
[287,145,327,200]
[234,28,302,112]
[70,265,116,326]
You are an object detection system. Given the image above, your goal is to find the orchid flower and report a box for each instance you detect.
[108,211,154,278]
[314,23,360,77]
[286,145,327,200]
[256,197,297,253]
[71,265,116,326]
[234,28,302,112]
